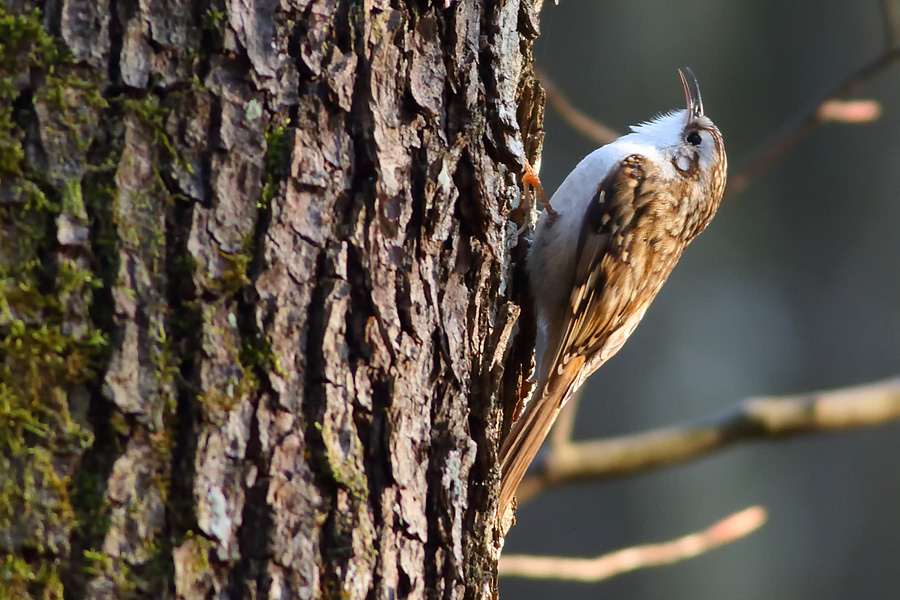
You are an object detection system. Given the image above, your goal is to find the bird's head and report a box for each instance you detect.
[628,68,727,214]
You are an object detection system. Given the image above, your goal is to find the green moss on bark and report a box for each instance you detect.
[0,7,110,597]
[0,7,58,180]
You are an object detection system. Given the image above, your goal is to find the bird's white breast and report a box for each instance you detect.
[528,131,677,381]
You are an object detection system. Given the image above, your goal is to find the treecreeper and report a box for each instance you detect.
[500,69,728,521]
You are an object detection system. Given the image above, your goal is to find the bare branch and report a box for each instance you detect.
[536,67,620,146]
[500,506,766,583]
[726,46,900,198]
[517,377,900,504]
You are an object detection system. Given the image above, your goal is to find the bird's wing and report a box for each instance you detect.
[546,154,655,387]
[499,154,659,519]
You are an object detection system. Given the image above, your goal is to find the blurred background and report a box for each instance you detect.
[500,1,900,599]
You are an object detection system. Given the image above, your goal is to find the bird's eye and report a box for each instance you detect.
[686,131,702,146]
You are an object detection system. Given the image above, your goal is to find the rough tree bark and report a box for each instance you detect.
[0,0,543,598]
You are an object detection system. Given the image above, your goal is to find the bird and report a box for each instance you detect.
[499,68,727,521]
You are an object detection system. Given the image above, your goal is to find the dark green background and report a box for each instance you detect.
[502,1,900,598]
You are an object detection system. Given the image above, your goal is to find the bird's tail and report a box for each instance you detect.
[498,359,583,519]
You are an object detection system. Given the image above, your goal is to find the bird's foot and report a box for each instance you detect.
[523,160,556,217]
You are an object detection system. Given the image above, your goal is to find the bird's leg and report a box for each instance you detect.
[523,160,557,217]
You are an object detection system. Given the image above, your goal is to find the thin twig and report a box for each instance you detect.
[539,44,900,199]
[517,377,900,504]
[880,0,900,49]
[536,67,620,146]
[817,99,882,123]
[726,46,900,198]
[500,506,767,582]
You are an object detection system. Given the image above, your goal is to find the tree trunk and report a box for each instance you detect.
[0,0,543,598]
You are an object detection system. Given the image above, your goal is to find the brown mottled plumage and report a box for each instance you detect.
[499,69,727,521]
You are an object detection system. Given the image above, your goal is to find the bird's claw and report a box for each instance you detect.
[523,160,557,217]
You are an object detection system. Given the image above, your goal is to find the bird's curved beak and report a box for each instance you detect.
[678,67,704,121]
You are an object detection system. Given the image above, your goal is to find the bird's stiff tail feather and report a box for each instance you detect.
[498,360,583,519]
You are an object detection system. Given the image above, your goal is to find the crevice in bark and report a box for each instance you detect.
[227,403,273,597]
[165,194,203,539]
[305,249,343,596]
[453,152,485,257]
[227,141,281,600]
[63,108,127,597]
[65,396,119,599]
[199,91,221,211]
[107,0,124,86]
[10,91,60,279]
[194,0,219,87]
[409,132,429,253]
